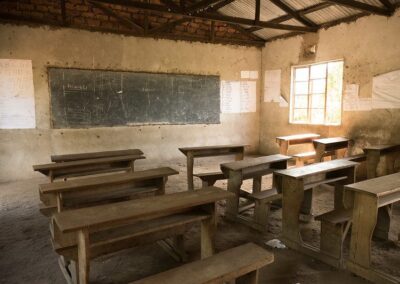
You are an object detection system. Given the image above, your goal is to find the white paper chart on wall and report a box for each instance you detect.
[0,59,36,129]
[220,81,256,113]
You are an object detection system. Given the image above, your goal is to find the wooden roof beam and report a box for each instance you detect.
[91,0,317,32]
[325,0,393,16]
[270,0,318,27]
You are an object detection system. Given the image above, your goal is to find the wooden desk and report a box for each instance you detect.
[52,187,234,284]
[363,144,400,178]
[179,144,246,191]
[220,154,290,230]
[313,137,350,162]
[275,160,357,267]
[33,154,145,182]
[51,149,144,162]
[39,167,178,215]
[344,173,400,284]
[276,133,320,155]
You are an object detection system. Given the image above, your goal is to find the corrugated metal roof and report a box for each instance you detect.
[219,0,286,22]
[358,0,385,7]
[284,0,323,11]
[305,5,360,25]
[253,28,290,40]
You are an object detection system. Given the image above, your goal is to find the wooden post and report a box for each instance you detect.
[187,152,194,191]
[77,229,90,284]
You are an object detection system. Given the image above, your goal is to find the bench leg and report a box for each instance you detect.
[373,205,391,241]
[187,153,194,191]
[201,203,216,259]
[254,200,270,232]
[366,151,380,179]
[226,172,243,218]
[237,269,259,284]
[295,158,304,167]
[300,189,313,217]
[320,222,345,260]
[77,229,90,284]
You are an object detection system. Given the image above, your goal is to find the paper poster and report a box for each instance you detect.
[264,69,281,102]
[372,70,400,109]
[0,59,36,128]
[241,71,258,80]
[279,95,289,107]
[220,80,256,113]
[343,84,371,111]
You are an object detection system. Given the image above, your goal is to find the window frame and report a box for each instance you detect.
[289,59,344,126]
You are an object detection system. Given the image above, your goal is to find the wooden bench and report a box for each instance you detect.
[315,209,352,264]
[221,154,291,232]
[33,154,145,182]
[51,187,234,284]
[363,144,400,178]
[344,173,400,284]
[313,137,350,162]
[39,167,178,216]
[274,159,358,268]
[51,149,144,162]
[179,144,246,191]
[292,151,316,167]
[276,133,320,155]
[193,171,226,187]
[131,243,274,284]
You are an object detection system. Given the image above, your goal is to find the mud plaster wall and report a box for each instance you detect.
[0,23,261,181]
[260,10,400,158]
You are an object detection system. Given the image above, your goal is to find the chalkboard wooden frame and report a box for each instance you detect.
[48,67,220,128]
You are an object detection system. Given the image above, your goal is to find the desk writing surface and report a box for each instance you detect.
[40,167,178,194]
[363,144,400,151]
[33,155,145,173]
[53,187,234,233]
[313,137,349,145]
[276,133,320,142]
[51,149,144,162]
[179,144,246,155]
[345,172,400,197]
[274,160,358,179]
[220,154,290,171]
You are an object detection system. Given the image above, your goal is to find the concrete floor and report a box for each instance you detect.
[0,157,399,284]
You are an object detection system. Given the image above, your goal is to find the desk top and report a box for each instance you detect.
[33,154,145,174]
[179,144,246,155]
[276,133,320,142]
[345,172,400,197]
[39,167,178,194]
[51,149,144,162]
[220,154,290,171]
[53,187,234,233]
[313,137,349,145]
[275,159,358,179]
[363,144,400,152]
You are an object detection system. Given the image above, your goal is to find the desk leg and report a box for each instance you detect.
[201,203,216,259]
[366,151,380,179]
[77,229,90,284]
[349,194,378,268]
[235,150,244,161]
[301,190,313,216]
[279,141,289,155]
[282,177,304,245]
[314,144,325,163]
[386,153,400,175]
[129,160,135,172]
[187,152,194,191]
[226,171,243,219]
[373,205,391,241]
[56,193,64,213]
[237,270,259,284]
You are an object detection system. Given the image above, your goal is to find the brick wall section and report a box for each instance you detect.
[0,0,262,46]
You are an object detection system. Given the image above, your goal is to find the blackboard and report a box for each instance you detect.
[49,68,220,128]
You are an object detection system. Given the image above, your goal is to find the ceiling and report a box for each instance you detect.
[0,0,399,47]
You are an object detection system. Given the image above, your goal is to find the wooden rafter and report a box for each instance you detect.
[148,17,191,34]
[378,0,395,11]
[325,0,393,16]
[255,0,260,24]
[88,1,144,33]
[91,0,318,32]
[60,0,67,25]
[270,0,317,27]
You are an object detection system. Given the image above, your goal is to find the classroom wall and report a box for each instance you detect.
[0,23,261,181]
[260,10,400,156]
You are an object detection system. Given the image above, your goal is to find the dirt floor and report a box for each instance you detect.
[0,156,399,284]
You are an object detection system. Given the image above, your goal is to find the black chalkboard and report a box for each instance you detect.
[48,68,220,128]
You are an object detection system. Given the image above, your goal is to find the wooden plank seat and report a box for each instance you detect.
[131,243,274,284]
[292,151,316,167]
[39,167,178,216]
[193,171,226,187]
[51,149,144,162]
[340,153,367,163]
[315,209,352,263]
[51,187,234,284]
[33,154,146,182]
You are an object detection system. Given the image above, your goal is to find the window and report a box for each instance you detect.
[290,60,344,125]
